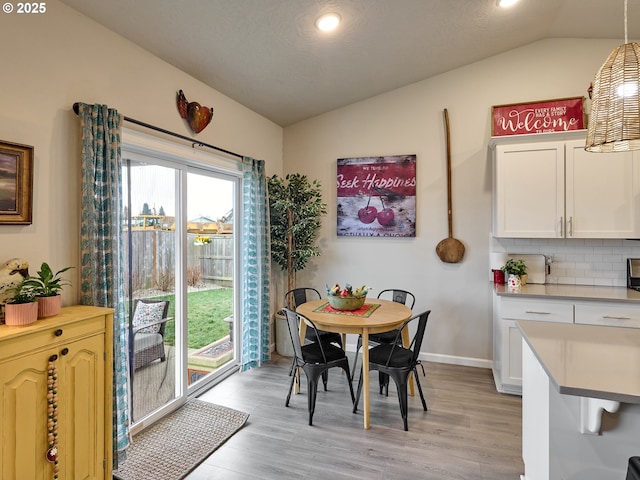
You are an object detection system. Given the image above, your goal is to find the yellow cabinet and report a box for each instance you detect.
[0,306,113,480]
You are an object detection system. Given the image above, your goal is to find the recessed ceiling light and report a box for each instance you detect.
[315,13,341,32]
[497,0,520,7]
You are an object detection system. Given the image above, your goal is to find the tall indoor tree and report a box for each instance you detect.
[268,173,327,293]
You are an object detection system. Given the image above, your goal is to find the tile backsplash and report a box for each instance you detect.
[490,237,640,287]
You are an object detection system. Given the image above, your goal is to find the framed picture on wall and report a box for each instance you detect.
[337,154,416,237]
[0,140,33,225]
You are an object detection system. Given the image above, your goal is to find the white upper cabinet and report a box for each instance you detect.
[565,140,637,238]
[492,131,640,238]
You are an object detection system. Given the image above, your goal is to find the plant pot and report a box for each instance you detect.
[37,295,62,318]
[507,274,521,290]
[274,311,294,357]
[5,302,38,326]
[520,273,528,286]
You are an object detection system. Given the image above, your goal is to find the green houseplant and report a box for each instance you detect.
[22,262,73,318]
[4,281,38,326]
[268,173,327,356]
[501,259,527,289]
[501,259,527,276]
[268,174,327,293]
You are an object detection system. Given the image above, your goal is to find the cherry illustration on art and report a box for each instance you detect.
[376,194,395,226]
[358,189,378,224]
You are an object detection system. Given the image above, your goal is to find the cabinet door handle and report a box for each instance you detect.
[559,216,563,237]
[61,348,69,356]
[525,311,551,315]
[54,329,63,337]
[568,216,573,237]
[602,315,631,320]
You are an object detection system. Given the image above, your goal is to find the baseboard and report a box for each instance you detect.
[417,352,492,369]
[273,338,492,370]
[343,340,492,370]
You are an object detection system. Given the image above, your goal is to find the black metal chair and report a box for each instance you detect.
[285,287,343,389]
[353,310,431,431]
[283,307,355,425]
[285,287,343,348]
[351,289,415,379]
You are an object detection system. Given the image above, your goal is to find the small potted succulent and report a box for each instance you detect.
[501,259,527,290]
[21,262,73,318]
[4,281,38,326]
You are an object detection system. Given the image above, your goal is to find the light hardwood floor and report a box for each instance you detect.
[189,354,524,479]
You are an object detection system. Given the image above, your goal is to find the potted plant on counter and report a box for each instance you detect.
[22,262,73,318]
[4,281,38,326]
[502,259,527,290]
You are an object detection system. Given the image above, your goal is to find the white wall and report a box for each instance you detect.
[0,0,283,307]
[283,38,623,366]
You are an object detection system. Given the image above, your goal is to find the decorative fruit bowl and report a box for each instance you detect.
[326,283,368,311]
[327,295,366,311]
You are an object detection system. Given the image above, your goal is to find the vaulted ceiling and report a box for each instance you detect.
[60,0,634,126]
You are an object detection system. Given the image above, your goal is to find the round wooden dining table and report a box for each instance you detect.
[296,297,412,429]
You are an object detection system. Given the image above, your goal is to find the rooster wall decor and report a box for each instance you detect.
[176,90,214,134]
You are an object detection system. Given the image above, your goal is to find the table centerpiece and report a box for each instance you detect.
[326,283,368,311]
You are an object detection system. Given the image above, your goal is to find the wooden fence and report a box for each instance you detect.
[125,231,234,293]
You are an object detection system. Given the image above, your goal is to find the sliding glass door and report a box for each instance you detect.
[123,161,179,424]
[122,138,240,428]
[184,169,236,390]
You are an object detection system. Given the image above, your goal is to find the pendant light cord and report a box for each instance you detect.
[625,0,628,44]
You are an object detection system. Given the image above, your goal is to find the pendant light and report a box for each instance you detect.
[586,0,640,152]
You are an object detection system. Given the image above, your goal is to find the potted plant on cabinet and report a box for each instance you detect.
[268,173,327,355]
[22,262,73,318]
[4,281,38,326]
[502,259,527,290]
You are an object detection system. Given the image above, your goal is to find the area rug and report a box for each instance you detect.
[114,399,249,480]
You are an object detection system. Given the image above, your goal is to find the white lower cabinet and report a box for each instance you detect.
[574,302,640,328]
[493,295,573,395]
[494,292,640,395]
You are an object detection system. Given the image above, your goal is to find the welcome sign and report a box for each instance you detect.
[492,97,585,137]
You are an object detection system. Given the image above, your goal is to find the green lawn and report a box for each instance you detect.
[147,288,233,349]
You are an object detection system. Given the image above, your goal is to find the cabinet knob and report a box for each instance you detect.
[61,348,69,356]
[54,329,63,337]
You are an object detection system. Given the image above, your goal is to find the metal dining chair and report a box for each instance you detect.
[285,287,343,389]
[282,307,355,425]
[351,289,416,379]
[353,310,431,431]
[285,287,343,348]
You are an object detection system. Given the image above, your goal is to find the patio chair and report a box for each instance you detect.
[131,299,171,371]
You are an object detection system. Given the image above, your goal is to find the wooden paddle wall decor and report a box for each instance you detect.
[435,108,465,263]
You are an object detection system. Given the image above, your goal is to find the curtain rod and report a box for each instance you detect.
[72,102,244,160]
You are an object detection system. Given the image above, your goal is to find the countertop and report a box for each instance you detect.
[518,320,640,404]
[494,283,640,303]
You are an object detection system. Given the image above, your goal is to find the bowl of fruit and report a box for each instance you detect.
[326,284,368,311]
